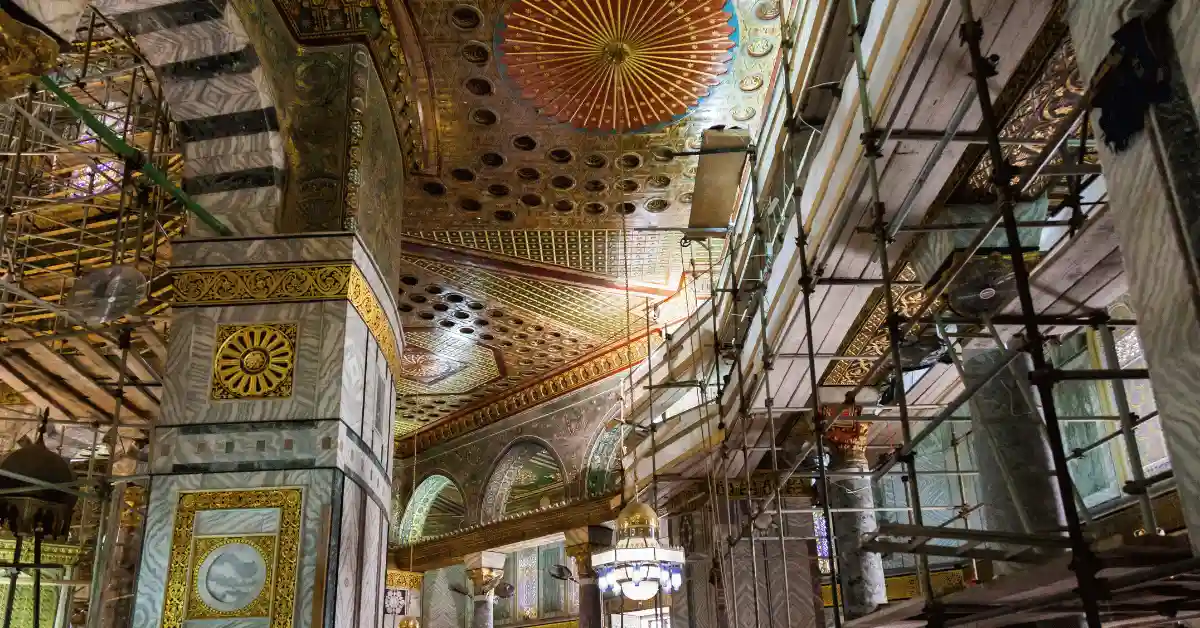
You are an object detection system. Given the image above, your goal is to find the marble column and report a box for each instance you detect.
[566,526,612,628]
[1065,0,1200,551]
[465,551,505,628]
[668,512,718,628]
[383,570,424,628]
[129,233,401,628]
[962,349,1066,543]
[826,423,886,619]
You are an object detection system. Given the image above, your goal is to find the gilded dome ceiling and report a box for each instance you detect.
[499,0,736,132]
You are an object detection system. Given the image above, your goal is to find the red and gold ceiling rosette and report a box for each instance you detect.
[499,0,736,132]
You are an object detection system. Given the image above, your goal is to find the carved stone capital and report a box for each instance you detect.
[825,422,871,467]
[565,543,596,578]
[466,567,504,594]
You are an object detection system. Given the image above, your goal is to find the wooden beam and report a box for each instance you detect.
[1,354,96,420]
[0,357,70,419]
[4,330,151,422]
[65,337,160,416]
[389,493,621,572]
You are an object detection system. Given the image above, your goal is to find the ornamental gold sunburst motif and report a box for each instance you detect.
[211,323,298,399]
[499,0,736,131]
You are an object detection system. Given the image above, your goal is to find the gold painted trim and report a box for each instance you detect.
[173,263,353,307]
[161,488,303,628]
[174,262,402,404]
[821,568,967,607]
[0,537,82,566]
[386,570,424,590]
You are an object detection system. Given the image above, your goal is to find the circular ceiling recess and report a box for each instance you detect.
[499,0,736,132]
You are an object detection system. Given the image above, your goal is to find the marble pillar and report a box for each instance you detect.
[963,348,1066,542]
[465,551,505,628]
[669,512,718,628]
[1066,0,1200,552]
[130,233,400,628]
[826,423,886,619]
[566,526,612,628]
[724,503,821,628]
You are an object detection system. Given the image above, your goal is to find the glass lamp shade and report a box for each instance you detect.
[621,579,661,601]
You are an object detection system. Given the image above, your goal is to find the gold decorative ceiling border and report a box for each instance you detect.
[172,262,401,397]
[397,334,660,457]
[822,265,925,386]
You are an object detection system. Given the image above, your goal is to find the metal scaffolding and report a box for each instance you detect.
[645,1,1194,627]
[0,12,170,626]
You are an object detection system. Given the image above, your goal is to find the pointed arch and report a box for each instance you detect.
[583,424,629,497]
[480,439,566,524]
[396,474,466,544]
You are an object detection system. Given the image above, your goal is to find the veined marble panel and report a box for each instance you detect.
[193,508,281,536]
[189,188,280,238]
[337,422,391,510]
[12,0,86,40]
[164,302,334,426]
[136,17,249,66]
[1067,0,1200,553]
[335,479,364,628]
[165,69,274,121]
[360,325,380,448]
[173,233,356,268]
[361,500,384,628]
[340,309,368,439]
[134,470,338,628]
[151,420,340,473]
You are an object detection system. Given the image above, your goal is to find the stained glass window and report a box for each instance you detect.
[813,515,830,574]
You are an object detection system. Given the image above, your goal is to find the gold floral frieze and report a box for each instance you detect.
[173,263,353,306]
[385,569,423,590]
[175,262,402,404]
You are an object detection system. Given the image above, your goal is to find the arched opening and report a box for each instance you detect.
[481,441,566,523]
[396,474,466,544]
[584,424,629,497]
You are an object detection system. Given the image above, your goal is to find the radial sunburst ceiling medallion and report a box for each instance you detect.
[499,0,737,132]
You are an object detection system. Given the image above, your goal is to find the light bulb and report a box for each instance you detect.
[671,571,682,590]
[621,579,660,601]
[631,565,645,583]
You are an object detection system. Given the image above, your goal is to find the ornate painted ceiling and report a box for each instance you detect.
[390,0,784,449]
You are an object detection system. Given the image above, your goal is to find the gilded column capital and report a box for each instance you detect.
[466,567,504,595]
[825,422,871,467]
[565,543,596,578]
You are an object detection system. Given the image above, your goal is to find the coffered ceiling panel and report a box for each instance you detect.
[403,0,785,230]
[395,256,649,425]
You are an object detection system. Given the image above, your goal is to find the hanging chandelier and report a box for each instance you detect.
[591,500,685,601]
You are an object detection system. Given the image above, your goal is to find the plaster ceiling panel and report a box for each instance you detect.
[403,0,786,230]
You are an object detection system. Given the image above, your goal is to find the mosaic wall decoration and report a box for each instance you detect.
[160,488,303,628]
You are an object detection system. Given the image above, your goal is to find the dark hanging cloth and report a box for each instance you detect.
[1092,6,1174,153]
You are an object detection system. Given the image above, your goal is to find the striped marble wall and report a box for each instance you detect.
[91,0,284,237]
[1066,0,1200,550]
